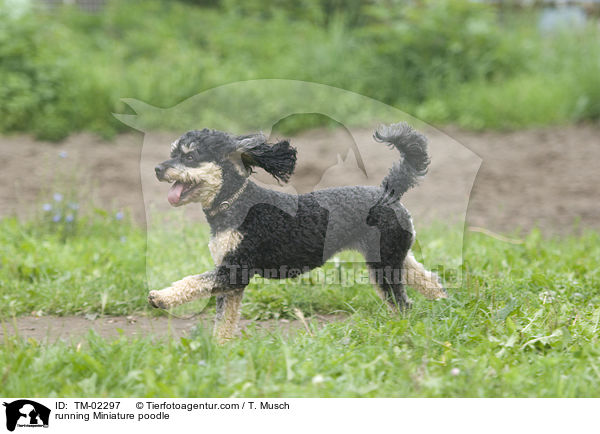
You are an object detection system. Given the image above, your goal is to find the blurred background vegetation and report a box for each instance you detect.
[1,0,599,140]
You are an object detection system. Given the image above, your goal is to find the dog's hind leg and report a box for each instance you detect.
[403,251,447,299]
[364,237,412,311]
[148,271,218,309]
[367,264,412,312]
[362,219,413,311]
[214,290,244,344]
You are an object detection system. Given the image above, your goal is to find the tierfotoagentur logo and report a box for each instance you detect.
[2,400,50,432]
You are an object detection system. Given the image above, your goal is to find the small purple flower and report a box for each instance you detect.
[52,214,61,222]
[451,368,460,376]
[115,211,124,221]
[42,203,52,212]
[59,150,68,158]
[68,202,79,210]
[53,193,63,202]
[65,214,74,223]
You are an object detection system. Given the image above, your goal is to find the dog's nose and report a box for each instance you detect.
[155,164,165,180]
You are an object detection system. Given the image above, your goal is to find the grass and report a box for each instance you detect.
[1,206,600,397]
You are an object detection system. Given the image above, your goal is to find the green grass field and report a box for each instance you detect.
[1,207,600,397]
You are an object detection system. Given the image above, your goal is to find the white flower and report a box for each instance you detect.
[312,374,325,385]
[451,368,460,376]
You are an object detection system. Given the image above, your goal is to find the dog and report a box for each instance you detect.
[150,122,447,343]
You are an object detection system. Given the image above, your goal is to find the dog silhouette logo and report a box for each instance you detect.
[2,400,50,432]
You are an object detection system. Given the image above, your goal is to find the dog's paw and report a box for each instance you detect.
[148,290,169,309]
[433,287,449,299]
[421,285,448,300]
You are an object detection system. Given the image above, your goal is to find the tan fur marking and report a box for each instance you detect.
[403,251,447,299]
[163,164,188,182]
[229,153,248,177]
[214,292,243,344]
[148,273,215,309]
[233,163,247,177]
[209,230,243,265]
[163,162,223,207]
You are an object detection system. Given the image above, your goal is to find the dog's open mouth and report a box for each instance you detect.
[167,181,201,206]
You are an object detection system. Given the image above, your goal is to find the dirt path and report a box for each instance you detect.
[2,124,598,234]
[445,125,600,234]
[1,314,342,342]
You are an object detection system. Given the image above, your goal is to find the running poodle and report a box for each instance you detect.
[150,122,447,342]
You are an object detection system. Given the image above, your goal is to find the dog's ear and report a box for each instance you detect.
[235,134,297,183]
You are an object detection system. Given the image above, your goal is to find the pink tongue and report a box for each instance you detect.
[167,182,185,205]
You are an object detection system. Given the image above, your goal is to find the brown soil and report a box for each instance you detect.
[2,124,598,234]
[1,314,342,343]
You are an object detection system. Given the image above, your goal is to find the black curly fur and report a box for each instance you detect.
[374,122,430,199]
[240,140,297,183]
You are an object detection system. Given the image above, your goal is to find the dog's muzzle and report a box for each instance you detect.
[155,163,167,181]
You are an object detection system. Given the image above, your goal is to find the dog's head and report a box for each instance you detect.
[155,128,297,207]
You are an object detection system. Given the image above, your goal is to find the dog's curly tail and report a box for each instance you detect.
[374,122,430,200]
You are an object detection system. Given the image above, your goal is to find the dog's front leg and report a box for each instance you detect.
[214,291,244,344]
[148,270,218,309]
